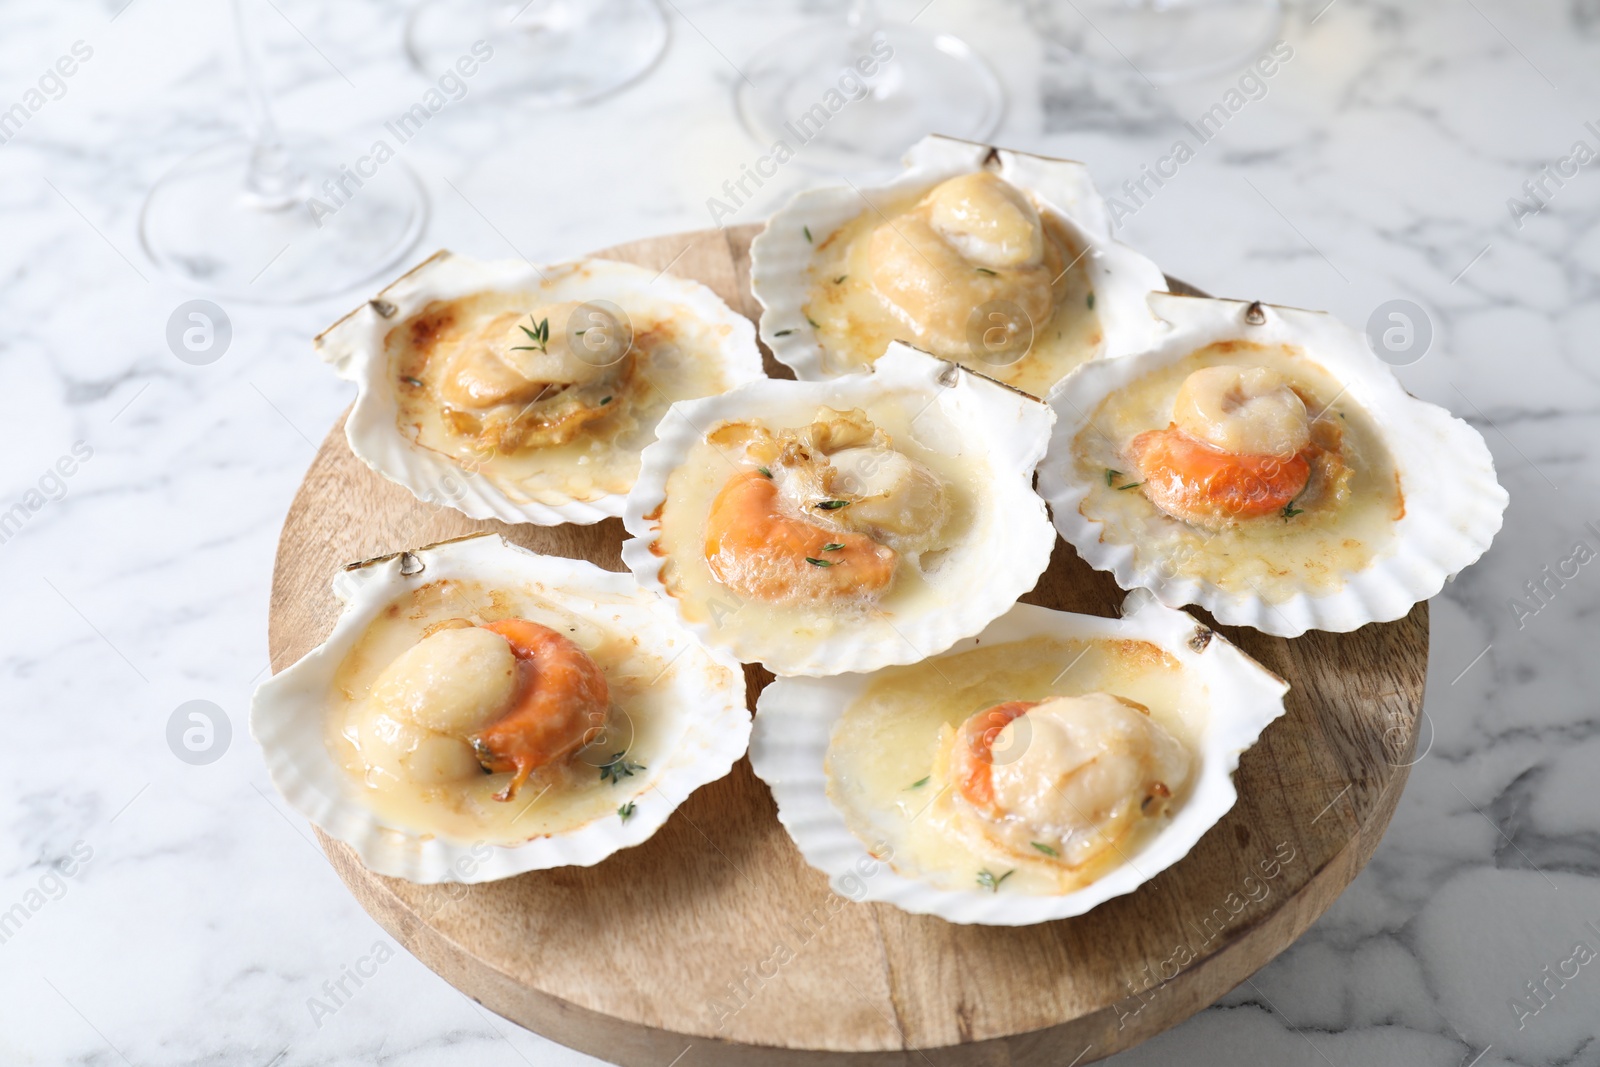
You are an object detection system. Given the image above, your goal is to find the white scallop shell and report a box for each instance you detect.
[315,251,765,526]
[749,134,1169,390]
[749,595,1290,925]
[250,533,749,883]
[1039,293,1508,638]
[621,343,1057,677]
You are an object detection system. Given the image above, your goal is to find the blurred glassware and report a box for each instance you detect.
[1029,0,1284,83]
[735,0,1003,168]
[405,0,669,108]
[141,0,427,303]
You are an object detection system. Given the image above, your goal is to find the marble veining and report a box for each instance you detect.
[2,0,1598,1063]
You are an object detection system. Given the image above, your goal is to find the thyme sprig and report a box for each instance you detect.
[511,315,550,355]
[1105,468,1141,490]
[599,752,645,785]
[977,869,1014,893]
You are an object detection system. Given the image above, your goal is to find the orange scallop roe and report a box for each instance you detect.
[953,700,1039,810]
[470,618,609,802]
[703,470,896,602]
[1127,425,1310,525]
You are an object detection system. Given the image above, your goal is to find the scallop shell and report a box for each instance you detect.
[749,595,1290,925]
[315,251,765,526]
[749,134,1169,394]
[620,343,1057,677]
[250,533,749,883]
[1038,293,1508,638]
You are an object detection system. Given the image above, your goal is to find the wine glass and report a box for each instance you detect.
[1029,0,1284,84]
[735,0,1004,169]
[140,0,427,303]
[404,0,669,109]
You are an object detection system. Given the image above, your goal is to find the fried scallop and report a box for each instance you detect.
[623,345,1057,677]
[316,253,764,524]
[750,597,1291,923]
[750,135,1168,399]
[1041,294,1508,637]
[252,535,749,883]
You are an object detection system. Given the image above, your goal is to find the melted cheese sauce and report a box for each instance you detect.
[803,183,1102,399]
[652,395,981,654]
[392,289,739,505]
[825,636,1200,895]
[1070,341,1403,602]
[325,577,684,845]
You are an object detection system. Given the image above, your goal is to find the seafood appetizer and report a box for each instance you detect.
[251,534,748,883]
[1040,294,1507,637]
[621,344,1057,677]
[750,134,1168,398]
[316,252,765,525]
[750,596,1289,924]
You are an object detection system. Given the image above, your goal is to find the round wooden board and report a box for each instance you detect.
[267,224,1426,1066]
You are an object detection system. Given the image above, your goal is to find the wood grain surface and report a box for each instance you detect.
[266,223,1427,1065]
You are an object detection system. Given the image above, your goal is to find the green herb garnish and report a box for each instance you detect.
[977,869,1013,893]
[600,396,612,405]
[814,499,850,510]
[773,329,795,337]
[1282,501,1304,520]
[511,315,550,354]
[806,316,820,329]
[805,557,836,567]
[599,752,645,785]
[1031,842,1058,857]
[908,776,930,789]
[820,543,844,551]
[975,267,998,276]
[1087,292,1096,309]
[757,466,773,478]
[618,801,636,821]
[803,225,813,243]
[834,274,848,284]
[1104,469,1142,490]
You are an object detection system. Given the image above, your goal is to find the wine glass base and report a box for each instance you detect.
[140,138,427,304]
[405,0,669,109]
[1034,0,1284,84]
[736,21,1004,169]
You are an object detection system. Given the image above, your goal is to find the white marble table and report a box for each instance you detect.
[2,0,1597,1063]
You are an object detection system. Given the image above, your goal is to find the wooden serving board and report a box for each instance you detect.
[267,223,1426,1066]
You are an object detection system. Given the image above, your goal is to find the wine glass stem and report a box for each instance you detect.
[846,0,883,62]
[232,0,301,209]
